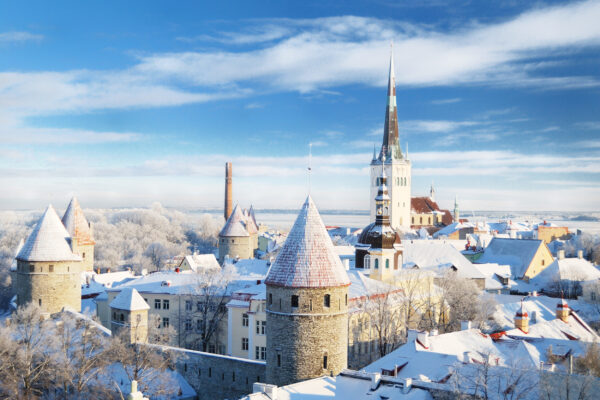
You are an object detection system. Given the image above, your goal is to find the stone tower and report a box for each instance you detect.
[62,197,95,272]
[453,196,460,223]
[218,204,258,263]
[355,156,403,282]
[370,46,411,230]
[15,205,82,314]
[110,287,150,344]
[265,196,350,387]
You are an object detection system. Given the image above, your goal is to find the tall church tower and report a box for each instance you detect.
[370,46,411,230]
[453,196,460,223]
[265,196,350,387]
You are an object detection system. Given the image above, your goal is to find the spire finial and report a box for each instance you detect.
[308,143,313,195]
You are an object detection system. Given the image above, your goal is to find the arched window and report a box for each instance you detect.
[385,259,390,269]
[374,259,379,269]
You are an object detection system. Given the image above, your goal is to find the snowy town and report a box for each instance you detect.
[1,1,600,400]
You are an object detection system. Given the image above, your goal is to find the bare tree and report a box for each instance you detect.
[0,304,60,398]
[179,264,235,352]
[53,312,113,399]
[109,314,179,398]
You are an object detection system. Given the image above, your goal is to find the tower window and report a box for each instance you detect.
[38,299,42,306]
[345,294,348,305]
[277,354,281,367]
[82,252,86,259]
[29,265,34,272]
[324,294,331,308]
[386,259,390,269]
[291,295,299,308]
[120,313,124,322]
[374,259,379,269]
[49,265,54,272]
[323,354,328,369]
[268,293,272,305]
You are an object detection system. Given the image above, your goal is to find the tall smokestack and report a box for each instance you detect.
[224,162,233,221]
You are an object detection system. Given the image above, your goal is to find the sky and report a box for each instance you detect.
[0,0,599,212]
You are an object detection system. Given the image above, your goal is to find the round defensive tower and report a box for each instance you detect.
[15,205,82,314]
[265,196,350,387]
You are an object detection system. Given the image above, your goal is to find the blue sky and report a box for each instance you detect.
[1,0,599,212]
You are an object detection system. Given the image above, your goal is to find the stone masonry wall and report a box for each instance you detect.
[218,236,252,262]
[15,260,81,313]
[168,346,266,400]
[266,285,349,387]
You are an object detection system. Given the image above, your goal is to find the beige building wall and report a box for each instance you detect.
[100,290,228,353]
[537,226,570,244]
[15,259,81,314]
[110,308,148,344]
[228,299,267,360]
[523,243,555,280]
[370,160,412,230]
[411,213,434,227]
[71,239,95,272]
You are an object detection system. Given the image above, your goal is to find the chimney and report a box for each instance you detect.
[556,298,569,323]
[558,250,565,260]
[460,320,472,331]
[515,302,529,333]
[577,249,583,259]
[224,162,233,221]
[417,331,429,348]
[370,372,381,390]
[253,383,278,399]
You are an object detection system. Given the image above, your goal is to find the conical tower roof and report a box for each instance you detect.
[110,288,150,311]
[62,197,95,245]
[265,196,350,288]
[380,44,403,161]
[17,205,81,262]
[219,204,250,237]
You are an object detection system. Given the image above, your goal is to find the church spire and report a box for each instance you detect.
[381,43,402,161]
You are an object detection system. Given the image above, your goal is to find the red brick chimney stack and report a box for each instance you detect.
[224,162,233,221]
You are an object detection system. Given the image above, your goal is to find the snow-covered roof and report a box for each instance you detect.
[403,241,484,279]
[472,263,515,290]
[230,258,270,278]
[110,287,150,311]
[477,238,545,278]
[347,270,400,302]
[61,197,95,245]
[182,254,220,272]
[16,205,81,262]
[530,257,600,288]
[265,196,350,288]
[220,204,250,237]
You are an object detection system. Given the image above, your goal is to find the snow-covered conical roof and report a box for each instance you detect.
[16,205,81,262]
[219,204,250,237]
[265,196,350,288]
[110,288,149,311]
[62,197,95,245]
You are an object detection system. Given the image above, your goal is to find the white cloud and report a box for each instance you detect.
[0,31,42,43]
[431,97,461,104]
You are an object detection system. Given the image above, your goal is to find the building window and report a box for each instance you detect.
[291,295,299,308]
[541,259,545,266]
[49,265,54,272]
[29,264,34,272]
[242,313,249,327]
[162,318,169,328]
[345,294,348,305]
[120,313,124,322]
[208,368,212,377]
[374,259,379,269]
[163,299,170,310]
[323,354,328,369]
[82,252,86,259]
[113,312,116,319]
[154,299,161,309]
[256,320,266,335]
[324,294,331,308]
[255,346,266,360]
[185,300,192,311]
[197,301,203,311]
[185,319,192,331]
[277,354,281,367]
[268,293,272,305]
[209,344,216,353]
[385,259,390,269]
[197,319,203,331]
[242,338,249,351]
[39,299,42,306]
[364,255,370,269]
[592,292,597,301]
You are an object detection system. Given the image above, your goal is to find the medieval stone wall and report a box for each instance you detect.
[169,346,266,400]
[266,285,349,387]
[15,260,81,313]
[218,236,253,262]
